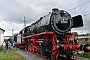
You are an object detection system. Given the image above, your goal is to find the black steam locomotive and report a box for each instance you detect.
[21,8,83,37]
[15,8,90,60]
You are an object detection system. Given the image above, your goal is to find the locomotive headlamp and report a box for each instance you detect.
[64,11,66,14]
[61,19,68,24]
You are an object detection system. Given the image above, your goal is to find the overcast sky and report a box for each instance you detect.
[0,0,90,36]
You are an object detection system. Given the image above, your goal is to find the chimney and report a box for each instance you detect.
[52,8,59,12]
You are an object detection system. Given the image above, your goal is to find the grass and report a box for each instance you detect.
[0,46,26,60]
[75,52,90,59]
[0,46,3,51]
[74,41,90,59]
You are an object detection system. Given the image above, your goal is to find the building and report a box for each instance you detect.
[78,36,90,42]
[4,36,13,39]
[0,28,5,45]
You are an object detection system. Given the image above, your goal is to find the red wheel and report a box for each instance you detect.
[32,48,35,53]
[25,48,27,50]
[30,44,33,52]
[35,49,38,53]
[28,48,30,51]
[36,47,39,54]
[51,51,56,60]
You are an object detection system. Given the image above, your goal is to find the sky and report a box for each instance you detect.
[0,0,90,36]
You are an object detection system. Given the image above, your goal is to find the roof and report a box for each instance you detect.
[71,32,78,34]
[78,36,90,38]
[0,28,5,32]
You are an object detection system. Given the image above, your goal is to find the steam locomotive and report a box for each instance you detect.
[16,8,90,60]
[22,8,83,36]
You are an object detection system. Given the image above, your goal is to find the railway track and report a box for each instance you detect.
[14,47,90,60]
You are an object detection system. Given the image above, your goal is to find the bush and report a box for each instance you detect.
[82,53,88,58]
[8,47,13,50]
[79,41,90,45]
[87,52,90,58]
[79,52,90,58]
[76,41,90,59]
[0,46,3,51]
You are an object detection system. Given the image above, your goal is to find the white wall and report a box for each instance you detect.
[0,34,4,45]
[17,34,21,43]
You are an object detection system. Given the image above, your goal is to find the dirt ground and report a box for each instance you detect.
[14,47,90,60]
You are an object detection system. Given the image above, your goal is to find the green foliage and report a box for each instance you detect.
[85,33,89,36]
[0,46,3,51]
[70,33,78,38]
[79,41,90,45]
[78,34,85,36]
[8,47,13,50]
[76,41,90,59]
[13,33,19,36]
[78,33,90,36]
[75,52,90,59]
[79,52,90,58]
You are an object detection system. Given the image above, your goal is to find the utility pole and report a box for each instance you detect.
[24,16,26,28]
[12,28,14,36]
[89,21,90,41]
[85,23,90,41]
[74,7,76,15]
[12,28,14,42]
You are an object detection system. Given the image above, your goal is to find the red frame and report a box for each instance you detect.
[17,31,90,60]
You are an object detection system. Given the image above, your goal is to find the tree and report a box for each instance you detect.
[85,33,89,36]
[13,33,19,36]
